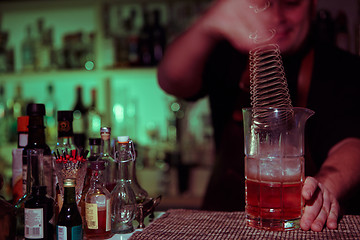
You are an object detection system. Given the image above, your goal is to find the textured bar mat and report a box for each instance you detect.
[129,209,360,240]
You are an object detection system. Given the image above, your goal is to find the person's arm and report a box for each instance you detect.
[157,0,265,98]
[301,137,360,231]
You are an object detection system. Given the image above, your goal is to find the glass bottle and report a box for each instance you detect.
[24,104,52,194]
[87,88,102,139]
[99,127,117,192]
[80,137,101,220]
[128,138,148,203]
[56,178,83,240]
[24,186,54,240]
[16,104,52,239]
[54,111,78,202]
[55,110,77,155]
[73,85,88,150]
[111,136,137,234]
[84,161,112,239]
[21,25,36,72]
[45,83,57,146]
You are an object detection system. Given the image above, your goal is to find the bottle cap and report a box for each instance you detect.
[100,127,111,141]
[26,103,46,116]
[89,138,101,146]
[17,116,29,132]
[63,178,76,187]
[117,136,129,143]
[58,110,73,122]
[100,127,111,134]
[90,161,106,171]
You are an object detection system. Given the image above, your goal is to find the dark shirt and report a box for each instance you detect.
[194,40,360,212]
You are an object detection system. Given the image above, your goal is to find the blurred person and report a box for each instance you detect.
[157,0,360,232]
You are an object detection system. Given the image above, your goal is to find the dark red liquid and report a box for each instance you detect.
[85,209,112,238]
[105,183,116,193]
[246,179,303,220]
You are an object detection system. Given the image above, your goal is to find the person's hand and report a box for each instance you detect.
[300,176,340,231]
[199,0,273,52]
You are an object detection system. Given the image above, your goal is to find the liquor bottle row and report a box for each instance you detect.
[0,6,167,73]
[6,103,154,240]
[0,83,102,148]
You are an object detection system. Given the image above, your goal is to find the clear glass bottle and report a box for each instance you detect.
[128,138,148,203]
[87,88,102,139]
[73,85,88,150]
[44,83,57,146]
[56,178,83,240]
[99,127,117,192]
[111,136,137,234]
[24,185,54,240]
[84,161,112,239]
[80,137,101,220]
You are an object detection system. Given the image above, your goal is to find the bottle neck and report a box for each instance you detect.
[89,145,100,161]
[118,160,132,181]
[90,170,103,187]
[28,116,46,146]
[58,136,75,147]
[100,138,112,156]
[63,186,76,205]
[28,127,46,146]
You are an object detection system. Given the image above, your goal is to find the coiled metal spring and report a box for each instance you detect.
[249,44,293,128]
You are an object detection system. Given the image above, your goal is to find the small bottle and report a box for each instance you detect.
[24,186,54,240]
[80,137,101,219]
[99,127,117,192]
[111,136,137,234]
[56,178,83,240]
[84,161,112,239]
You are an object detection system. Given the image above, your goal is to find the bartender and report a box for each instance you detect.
[157,0,360,232]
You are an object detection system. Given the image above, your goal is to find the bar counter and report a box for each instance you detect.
[123,209,360,240]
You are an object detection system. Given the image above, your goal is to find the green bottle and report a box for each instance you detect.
[56,178,82,240]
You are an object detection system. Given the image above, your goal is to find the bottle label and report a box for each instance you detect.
[57,226,67,240]
[56,225,82,240]
[106,199,111,231]
[43,155,54,196]
[105,199,111,231]
[25,208,44,239]
[85,202,98,229]
[22,159,27,195]
[71,225,83,239]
